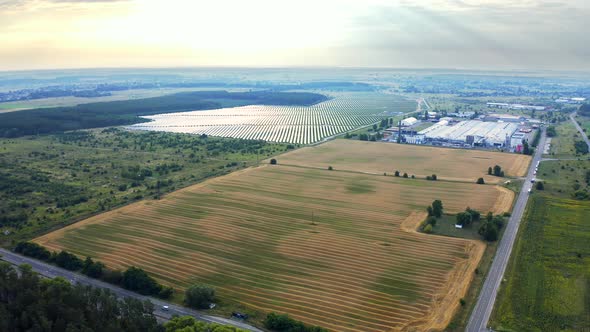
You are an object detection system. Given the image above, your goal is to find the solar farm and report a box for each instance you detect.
[128,93,416,144]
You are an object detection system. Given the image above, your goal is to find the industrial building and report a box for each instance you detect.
[486,102,546,111]
[418,120,519,148]
[555,97,586,104]
[483,113,526,123]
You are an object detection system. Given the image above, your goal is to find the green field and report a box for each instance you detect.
[0,129,288,242]
[491,159,590,331]
[491,195,590,331]
[547,121,581,157]
[576,115,590,134]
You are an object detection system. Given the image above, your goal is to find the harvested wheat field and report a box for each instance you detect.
[36,164,513,331]
[274,140,530,183]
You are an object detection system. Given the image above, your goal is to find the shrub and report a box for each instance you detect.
[535,181,544,190]
[101,269,123,285]
[394,170,400,177]
[426,216,437,226]
[423,224,433,234]
[14,241,51,261]
[328,166,333,171]
[403,173,408,178]
[54,250,84,271]
[122,266,162,296]
[185,284,215,309]
[264,312,328,332]
[82,257,105,278]
[270,158,277,165]
[476,177,485,184]
[456,212,472,226]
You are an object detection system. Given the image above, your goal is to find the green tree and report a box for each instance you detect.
[270,158,277,165]
[54,250,84,271]
[403,172,408,178]
[394,170,400,177]
[493,165,502,177]
[488,167,492,175]
[185,284,215,309]
[536,181,544,190]
[122,266,162,296]
[423,224,433,234]
[0,262,161,332]
[432,200,443,218]
[476,177,485,184]
[82,256,105,278]
[456,212,472,226]
[481,223,498,241]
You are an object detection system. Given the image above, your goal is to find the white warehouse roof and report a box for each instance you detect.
[401,117,418,126]
[419,120,518,145]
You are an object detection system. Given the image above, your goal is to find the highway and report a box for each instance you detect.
[0,248,263,332]
[466,128,546,332]
[570,112,590,150]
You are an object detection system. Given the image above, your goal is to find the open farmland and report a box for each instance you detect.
[35,162,513,332]
[275,140,531,183]
[128,93,416,144]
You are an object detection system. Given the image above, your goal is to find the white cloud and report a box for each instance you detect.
[0,0,588,70]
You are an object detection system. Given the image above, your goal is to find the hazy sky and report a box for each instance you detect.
[0,0,588,71]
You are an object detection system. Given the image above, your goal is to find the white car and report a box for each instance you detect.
[162,305,169,311]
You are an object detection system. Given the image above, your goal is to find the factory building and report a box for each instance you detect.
[418,120,519,148]
[483,113,526,123]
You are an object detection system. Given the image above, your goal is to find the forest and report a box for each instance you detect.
[0,90,328,137]
[0,262,253,332]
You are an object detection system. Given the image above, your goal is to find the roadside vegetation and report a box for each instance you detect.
[0,129,289,243]
[14,241,173,299]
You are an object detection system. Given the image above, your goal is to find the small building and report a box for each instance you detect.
[510,132,527,148]
[400,117,418,127]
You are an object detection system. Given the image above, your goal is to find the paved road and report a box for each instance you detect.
[570,112,590,150]
[0,248,263,332]
[467,129,546,332]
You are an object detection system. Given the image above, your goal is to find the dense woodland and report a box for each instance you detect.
[0,262,163,332]
[0,90,328,137]
[0,262,256,331]
[0,129,290,242]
